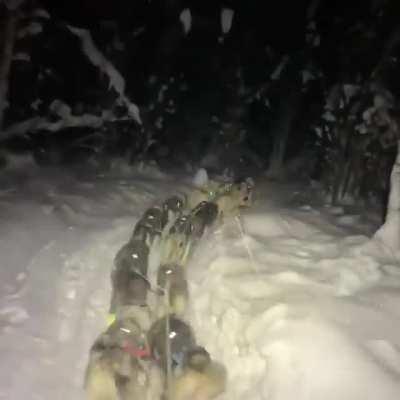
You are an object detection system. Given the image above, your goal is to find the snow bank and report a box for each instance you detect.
[187,208,400,400]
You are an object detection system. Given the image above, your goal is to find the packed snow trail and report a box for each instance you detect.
[0,161,399,400]
[0,161,180,400]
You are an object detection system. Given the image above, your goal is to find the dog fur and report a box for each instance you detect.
[84,309,158,400]
[170,347,227,400]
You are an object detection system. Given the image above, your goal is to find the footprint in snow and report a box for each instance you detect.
[0,305,29,329]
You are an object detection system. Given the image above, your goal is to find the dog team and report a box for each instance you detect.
[85,172,254,400]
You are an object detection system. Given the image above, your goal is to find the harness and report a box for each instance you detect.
[106,313,152,360]
[122,341,151,359]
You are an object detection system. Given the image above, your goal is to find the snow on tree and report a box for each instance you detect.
[2,100,127,139]
[220,7,234,35]
[179,8,192,35]
[314,81,398,205]
[374,140,400,252]
[0,7,144,165]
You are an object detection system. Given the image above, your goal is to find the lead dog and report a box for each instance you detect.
[214,179,254,222]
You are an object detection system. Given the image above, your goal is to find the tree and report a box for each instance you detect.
[0,3,18,131]
[0,4,149,167]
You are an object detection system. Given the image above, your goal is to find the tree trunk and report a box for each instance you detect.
[307,0,322,20]
[331,157,349,204]
[267,89,301,179]
[374,140,400,252]
[0,8,17,132]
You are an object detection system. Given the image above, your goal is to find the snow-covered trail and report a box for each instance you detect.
[188,179,400,400]
[0,163,399,400]
[0,163,183,400]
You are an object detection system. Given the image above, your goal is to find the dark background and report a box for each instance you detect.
[1,0,399,215]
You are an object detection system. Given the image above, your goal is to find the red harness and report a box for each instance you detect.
[123,342,151,359]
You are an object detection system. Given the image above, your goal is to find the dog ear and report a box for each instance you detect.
[91,331,114,351]
[185,346,211,372]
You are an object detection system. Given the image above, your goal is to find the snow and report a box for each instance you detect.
[221,8,234,35]
[314,126,322,137]
[301,69,315,85]
[374,141,400,250]
[322,110,336,122]
[12,52,30,62]
[0,161,399,400]
[192,168,209,188]
[30,98,42,111]
[32,8,50,19]
[17,22,43,39]
[355,122,368,134]
[49,99,72,119]
[2,102,135,139]
[343,84,360,103]
[179,8,192,35]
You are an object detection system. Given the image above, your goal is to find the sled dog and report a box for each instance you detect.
[161,215,192,265]
[189,201,218,238]
[157,263,189,317]
[85,308,160,400]
[161,195,186,229]
[131,206,164,244]
[110,240,149,312]
[170,347,227,400]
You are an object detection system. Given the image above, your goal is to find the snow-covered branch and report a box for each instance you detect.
[67,25,141,125]
[1,107,129,139]
[17,21,43,38]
